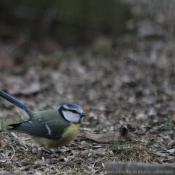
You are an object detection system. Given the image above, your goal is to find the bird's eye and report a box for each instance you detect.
[71,110,78,114]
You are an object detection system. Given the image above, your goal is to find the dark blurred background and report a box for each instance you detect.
[0,0,130,45]
[0,0,130,54]
[0,0,174,69]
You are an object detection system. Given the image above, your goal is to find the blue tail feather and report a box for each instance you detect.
[0,90,32,118]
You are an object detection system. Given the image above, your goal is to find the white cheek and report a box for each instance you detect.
[62,111,80,123]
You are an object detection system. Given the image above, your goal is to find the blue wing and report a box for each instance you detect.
[8,110,70,139]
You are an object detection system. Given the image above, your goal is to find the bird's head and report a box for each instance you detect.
[59,103,87,124]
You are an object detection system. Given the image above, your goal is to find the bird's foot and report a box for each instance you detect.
[41,145,57,157]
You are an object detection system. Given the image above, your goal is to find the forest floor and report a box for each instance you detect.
[0,1,175,175]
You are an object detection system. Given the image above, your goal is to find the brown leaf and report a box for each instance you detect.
[81,129,128,143]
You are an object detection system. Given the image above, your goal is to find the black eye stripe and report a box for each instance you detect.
[64,108,79,114]
[70,109,79,114]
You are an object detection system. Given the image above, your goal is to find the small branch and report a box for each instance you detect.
[60,152,81,169]
[9,144,15,161]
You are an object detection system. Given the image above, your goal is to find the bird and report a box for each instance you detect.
[0,90,87,148]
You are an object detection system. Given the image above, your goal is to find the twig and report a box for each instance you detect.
[60,152,81,169]
[9,144,15,161]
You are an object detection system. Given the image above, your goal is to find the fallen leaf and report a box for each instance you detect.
[81,128,128,143]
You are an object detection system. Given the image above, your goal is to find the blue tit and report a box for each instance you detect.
[0,90,87,148]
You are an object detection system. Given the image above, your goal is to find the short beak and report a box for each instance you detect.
[81,113,87,117]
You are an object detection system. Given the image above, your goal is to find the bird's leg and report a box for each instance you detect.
[42,145,55,154]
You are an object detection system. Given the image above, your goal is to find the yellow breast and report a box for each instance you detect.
[62,123,80,142]
[31,123,80,148]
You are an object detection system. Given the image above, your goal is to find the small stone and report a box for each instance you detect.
[136,112,147,121]
[34,160,47,166]
[148,108,157,117]
[167,149,175,154]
